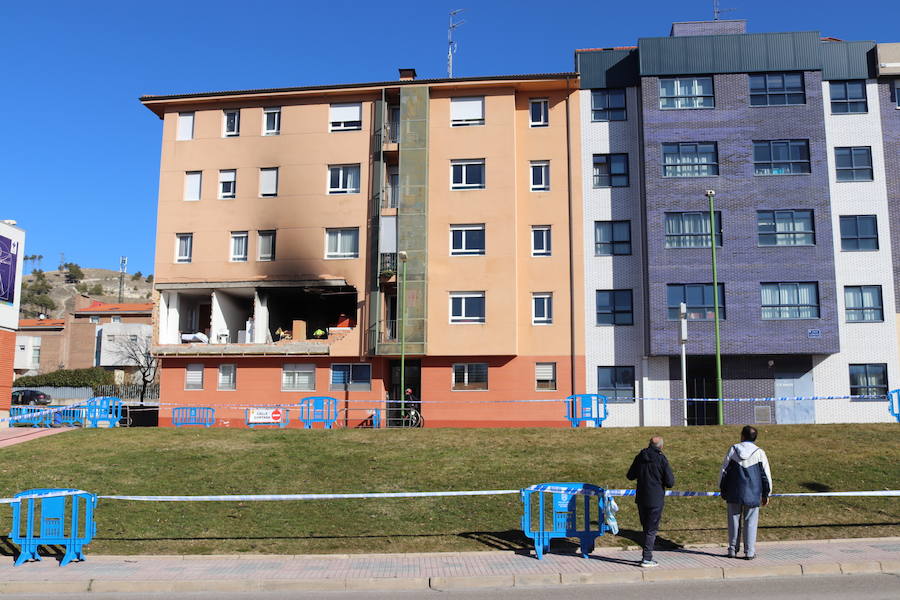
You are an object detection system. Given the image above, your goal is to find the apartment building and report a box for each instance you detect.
[141,71,583,427]
[578,20,899,426]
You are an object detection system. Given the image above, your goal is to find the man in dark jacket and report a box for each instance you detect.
[626,436,675,567]
[719,426,773,560]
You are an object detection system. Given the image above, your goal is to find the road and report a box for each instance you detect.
[4,573,898,599]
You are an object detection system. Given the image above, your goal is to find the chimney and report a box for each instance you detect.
[398,68,417,81]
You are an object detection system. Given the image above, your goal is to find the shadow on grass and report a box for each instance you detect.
[800,482,834,492]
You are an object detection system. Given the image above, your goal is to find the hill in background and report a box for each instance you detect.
[19,267,154,319]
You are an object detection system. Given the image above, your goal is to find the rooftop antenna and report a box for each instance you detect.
[118,256,128,303]
[448,9,465,78]
[712,0,736,20]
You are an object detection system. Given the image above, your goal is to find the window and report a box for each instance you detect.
[450,292,485,323]
[839,215,878,251]
[111,316,121,323]
[330,363,371,391]
[662,143,719,177]
[176,112,194,140]
[175,233,193,263]
[89,316,100,324]
[223,109,240,136]
[530,161,550,191]
[667,284,725,320]
[532,226,551,257]
[849,364,887,397]
[761,282,819,319]
[282,363,315,391]
[185,363,203,390]
[452,363,488,390]
[451,160,485,189]
[325,228,359,259]
[184,171,202,201]
[529,98,549,126]
[660,77,714,109]
[835,147,873,181]
[328,164,361,194]
[593,154,629,187]
[450,96,484,126]
[753,140,810,175]
[845,285,883,322]
[535,362,557,391]
[595,221,631,256]
[749,72,805,106]
[31,346,40,366]
[218,364,236,390]
[596,290,633,325]
[263,107,281,135]
[896,81,900,108]
[329,102,362,131]
[450,224,485,256]
[830,80,868,113]
[532,293,553,324]
[591,89,626,121]
[218,170,236,199]
[757,210,814,246]
[258,230,276,261]
[665,212,722,248]
[259,167,278,197]
[230,231,248,262]
[598,366,634,403]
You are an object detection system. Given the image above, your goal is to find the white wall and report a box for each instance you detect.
[13,335,40,371]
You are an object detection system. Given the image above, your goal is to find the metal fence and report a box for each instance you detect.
[12,384,160,402]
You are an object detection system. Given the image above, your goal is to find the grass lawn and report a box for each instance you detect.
[0,424,897,556]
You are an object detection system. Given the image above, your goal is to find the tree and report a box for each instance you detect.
[89,283,104,296]
[131,271,143,280]
[145,274,154,283]
[63,262,84,283]
[20,270,56,317]
[112,335,158,404]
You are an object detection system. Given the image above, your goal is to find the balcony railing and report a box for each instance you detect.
[385,120,400,143]
[383,184,399,208]
[379,252,398,275]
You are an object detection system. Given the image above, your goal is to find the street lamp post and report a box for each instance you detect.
[680,301,688,425]
[398,251,408,417]
[706,190,724,425]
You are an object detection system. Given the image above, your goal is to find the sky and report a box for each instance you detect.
[2,0,896,276]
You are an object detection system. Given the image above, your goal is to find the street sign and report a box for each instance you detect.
[247,408,282,424]
[807,329,822,339]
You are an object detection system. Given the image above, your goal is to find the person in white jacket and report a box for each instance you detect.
[718,425,773,560]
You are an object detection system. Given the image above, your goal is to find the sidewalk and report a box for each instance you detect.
[0,537,898,594]
[0,426,71,449]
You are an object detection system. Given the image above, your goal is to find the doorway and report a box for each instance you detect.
[686,356,719,426]
[388,359,421,421]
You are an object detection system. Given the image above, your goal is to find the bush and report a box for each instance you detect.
[14,367,115,388]
[89,283,104,296]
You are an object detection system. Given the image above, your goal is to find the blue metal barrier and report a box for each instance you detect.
[520,482,610,559]
[298,396,338,429]
[890,389,900,423]
[84,396,123,428]
[10,489,97,566]
[172,407,216,427]
[244,408,290,428]
[9,405,85,428]
[371,408,382,429]
[565,394,608,428]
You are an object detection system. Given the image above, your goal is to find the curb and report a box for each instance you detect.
[0,560,897,593]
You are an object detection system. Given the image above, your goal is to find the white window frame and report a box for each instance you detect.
[176,111,194,141]
[217,364,236,391]
[259,167,279,197]
[327,164,361,194]
[282,363,315,391]
[451,363,489,391]
[449,291,486,324]
[218,169,236,199]
[258,230,276,261]
[895,80,900,109]
[450,224,486,256]
[450,96,485,126]
[230,231,248,262]
[532,226,551,257]
[535,362,557,391]
[450,159,485,190]
[532,292,553,325]
[223,109,240,137]
[175,233,193,264]
[185,363,204,390]
[262,106,281,135]
[529,98,549,127]
[329,102,362,131]
[325,227,359,259]
[89,316,100,324]
[111,316,122,324]
[184,171,202,201]
[530,160,550,191]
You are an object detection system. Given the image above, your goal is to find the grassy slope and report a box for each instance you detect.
[0,424,897,555]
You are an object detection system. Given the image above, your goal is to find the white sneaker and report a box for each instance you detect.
[640,560,659,568]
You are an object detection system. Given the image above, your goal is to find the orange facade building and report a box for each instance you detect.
[142,70,584,427]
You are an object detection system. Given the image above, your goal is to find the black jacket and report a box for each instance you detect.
[626,445,675,507]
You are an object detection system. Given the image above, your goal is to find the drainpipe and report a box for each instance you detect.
[565,76,577,397]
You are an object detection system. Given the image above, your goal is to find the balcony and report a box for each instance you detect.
[385,120,400,144]
[379,252,398,278]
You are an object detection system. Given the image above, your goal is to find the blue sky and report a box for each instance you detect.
[2,0,895,276]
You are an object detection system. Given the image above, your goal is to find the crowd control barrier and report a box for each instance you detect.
[889,389,900,423]
[10,489,97,566]
[520,482,611,559]
[172,407,216,427]
[298,396,338,429]
[8,405,85,428]
[565,394,608,428]
[85,396,123,428]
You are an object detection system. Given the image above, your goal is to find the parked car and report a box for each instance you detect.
[11,390,52,406]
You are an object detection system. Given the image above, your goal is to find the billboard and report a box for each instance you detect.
[0,221,25,331]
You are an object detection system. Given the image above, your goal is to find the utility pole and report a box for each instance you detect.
[118,256,128,303]
[706,190,724,425]
[447,9,465,78]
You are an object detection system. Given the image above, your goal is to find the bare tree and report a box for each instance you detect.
[112,335,158,404]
